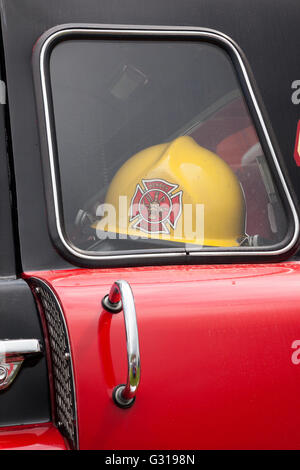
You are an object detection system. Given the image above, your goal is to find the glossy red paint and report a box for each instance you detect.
[0,423,67,450]
[24,263,300,449]
[294,120,300,166]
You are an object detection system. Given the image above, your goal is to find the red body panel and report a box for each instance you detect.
[0,423,67,450]
[24,263,300,449]
[294,119,300,166]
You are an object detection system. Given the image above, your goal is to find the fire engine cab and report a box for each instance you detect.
[0,0,300,450]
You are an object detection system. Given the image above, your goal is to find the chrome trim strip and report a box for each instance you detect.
[0,338,42,356]
[0,339,42,391]
[30,277,79,450]
[37,25,299,260]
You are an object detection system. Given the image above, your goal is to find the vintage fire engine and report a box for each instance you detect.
[0,0,300,450]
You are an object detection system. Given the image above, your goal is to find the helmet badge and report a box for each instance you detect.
[130,179,182,234]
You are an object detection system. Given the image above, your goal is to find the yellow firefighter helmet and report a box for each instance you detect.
[95,136,246,247]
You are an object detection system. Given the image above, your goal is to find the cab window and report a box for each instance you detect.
[40,32,294,258]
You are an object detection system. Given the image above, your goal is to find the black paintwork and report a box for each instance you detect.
[1,0,300,270]
[0,33,16,278]
[32,25,298,267]
[0,23,51,427]
[0,92,16,278]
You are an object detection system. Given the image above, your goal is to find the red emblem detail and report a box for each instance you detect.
[130,179,183,234]
[294,120,300,166]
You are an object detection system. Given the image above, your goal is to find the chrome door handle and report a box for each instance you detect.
[102,280,140,408]
[0,339,42,390]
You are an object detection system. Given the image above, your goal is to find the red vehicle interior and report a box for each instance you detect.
[189,97,271,238]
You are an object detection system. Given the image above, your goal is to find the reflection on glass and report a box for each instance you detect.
[49,39,288,253]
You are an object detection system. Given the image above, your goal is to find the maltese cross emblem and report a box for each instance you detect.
[130,178,183,234]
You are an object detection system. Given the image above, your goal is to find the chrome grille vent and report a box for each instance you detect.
[29,278,77,449]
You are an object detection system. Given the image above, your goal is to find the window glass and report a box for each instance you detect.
[48,38,288,253]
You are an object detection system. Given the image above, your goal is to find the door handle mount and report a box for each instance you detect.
[102,280,140,408]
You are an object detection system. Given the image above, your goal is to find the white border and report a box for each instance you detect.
[37,25,299,261]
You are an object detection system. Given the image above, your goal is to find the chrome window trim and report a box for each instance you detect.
[36,25,299,261]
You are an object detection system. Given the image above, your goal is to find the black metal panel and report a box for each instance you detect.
[0,29,16,278]
[0,279,51,426]
[1,0,299,270]
[0,102,16,277]
[31,25,299,267]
